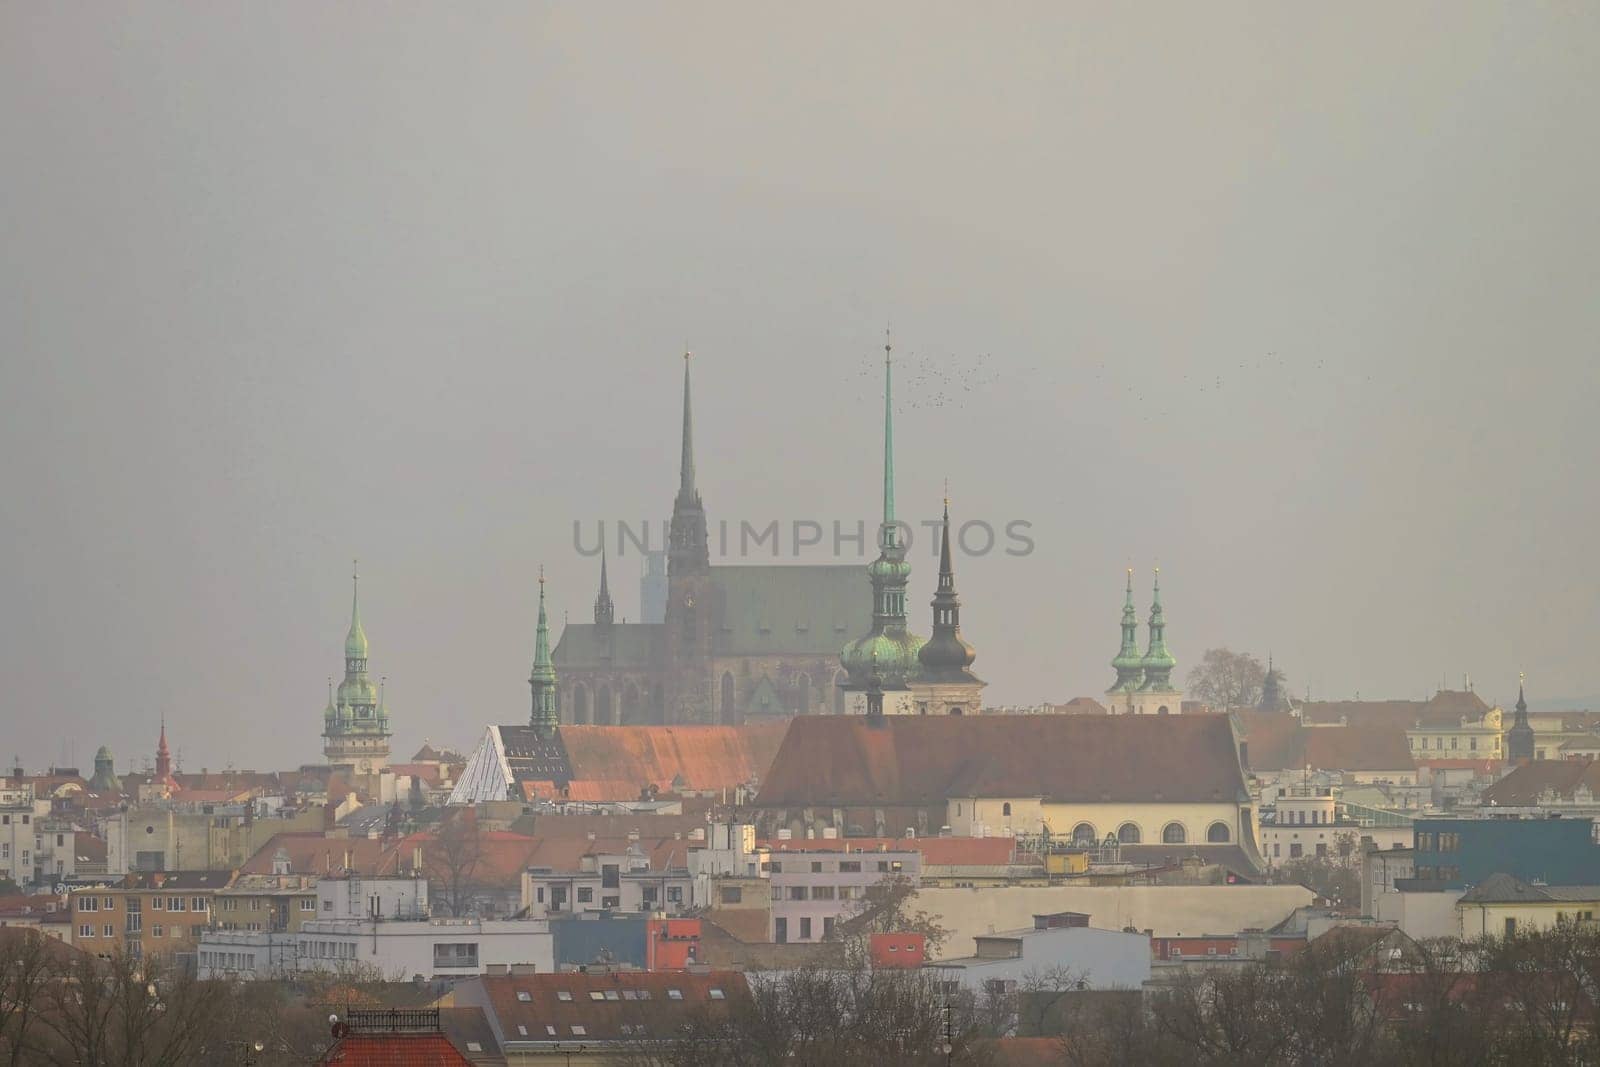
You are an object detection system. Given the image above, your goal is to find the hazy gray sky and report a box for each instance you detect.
[3,3,1596,773]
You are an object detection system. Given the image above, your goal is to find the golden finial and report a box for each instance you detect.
[943,476,949,508]
[683,346,690,362]
[884,325,892,364]
[1520,670,1526,684]
[538,564,545,587]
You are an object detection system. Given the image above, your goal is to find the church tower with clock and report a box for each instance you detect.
[322,563,393,774]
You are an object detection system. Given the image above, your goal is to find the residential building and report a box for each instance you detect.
[448,970,750,1063]
[1258,785,1412,868]
[1403,817,1600,890]
[1456,872,1600,939]
[197,875,553,980]
[521,844,694,919]
[0,782,38,888]
[314,1008,473,1067]
[69,870,231,962]
[870,932,926,969]
[1479,757,1600,818]
[212,870,320,934]
[104,803,323,875]
[930,912,1151,995]
[768,845,921,944]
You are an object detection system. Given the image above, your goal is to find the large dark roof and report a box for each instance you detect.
[1482,758,1600,806]
[754,714,1249,807]
[1297,690,1491,729]
[1459,871,1600,904]
[1237,711,1416,773]
[552,624,662,670]
[709,564,861,656]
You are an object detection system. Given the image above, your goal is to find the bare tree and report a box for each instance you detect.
[0,930,58,1066]
[37,949,229,1067]
[424,809,483,917]
[1185,648,1267,710]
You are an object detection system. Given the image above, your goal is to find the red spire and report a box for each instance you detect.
[155,717,172,779]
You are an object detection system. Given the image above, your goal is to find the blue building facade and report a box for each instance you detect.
[1408,817,1600,889]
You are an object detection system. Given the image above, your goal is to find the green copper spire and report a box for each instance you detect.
[841,330,924,691]
[881,330,896,547]
[668,350,711,576]
[1110,568,1145,691]
[530,567,559,735]
[345,560,369,661]
[1139,568,1177,690]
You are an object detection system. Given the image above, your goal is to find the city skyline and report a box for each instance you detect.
[3,4,1596,769]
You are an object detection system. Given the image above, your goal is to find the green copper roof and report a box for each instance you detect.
[1110,569,1145,691]
[841,630,925,684]
[1140,570,1177,689]
[345,563,368,660]
[530,570,559,734]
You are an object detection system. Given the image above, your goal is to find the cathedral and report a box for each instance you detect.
[550,346,986,726]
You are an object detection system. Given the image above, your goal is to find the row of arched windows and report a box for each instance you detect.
[993,806,1232,846]
[564,669,849,725]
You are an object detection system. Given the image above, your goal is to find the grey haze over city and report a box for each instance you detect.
[2,3,1596,772]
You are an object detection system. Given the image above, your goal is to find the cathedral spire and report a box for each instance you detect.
[530,567,559,737]
[594,549,615,628]
[1110,568,1145,692]
[678,350,697,505]
[668,351,711,576]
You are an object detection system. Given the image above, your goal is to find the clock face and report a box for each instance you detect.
[360,760,371,773]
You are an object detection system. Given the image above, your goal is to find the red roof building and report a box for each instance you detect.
[315,1009,472,1066]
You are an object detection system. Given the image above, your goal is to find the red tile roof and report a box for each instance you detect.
[463,971,749,1045]
[558,723,789,793]
[316,1033,471,1066]
[240,832,405,877]
[1238,712,1416,773]
[755,715,1248,807]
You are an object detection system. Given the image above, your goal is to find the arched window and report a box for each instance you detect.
[1157,705,1170,716]
[1162,822,1187,845]
[1002,802,1012,817]
[622,683,641,725]
[833,672,846,715]
[1072,823,1096,845]
[1117,823,1142,844]
[596,685,614,726]
[573,684,590,725]
[1206,821,1231,843]
[720,673,737,725]
[651,683,665,725]
[949,706,964,716]
[796,674,811,716]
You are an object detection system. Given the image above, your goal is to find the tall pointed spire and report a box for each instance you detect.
[594,549,615,628]
[1508,671,1535,763]
[918,494,979,683]
[668,350,711,576]
[530,567,560,736]
[1110,568,1145,692]
[678,349,697,504]
[155,716,172,780]
[1139,568,1177,690]
[345,559,368,662]
[881,329,896,547]
[841,330,923,694]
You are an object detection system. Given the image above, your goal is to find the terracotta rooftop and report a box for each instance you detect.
[1296,689,1491,729]
[315,1033,471,1066]
[461,971,749,1046]
[240,832,405,877]
[558,722,788,793]
[1238,712,1416,773]
[755,715,1249,807]
[1482,758,1600,806]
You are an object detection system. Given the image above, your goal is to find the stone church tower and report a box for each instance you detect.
[665,352,716,723]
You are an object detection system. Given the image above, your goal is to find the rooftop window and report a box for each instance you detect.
[545,1025,556,1036]
[516,990,531,1002]
[556,991,573,1002]
[709,988,726,1000]
[667,989,683,1000]
[571,1025,587,1036]
[589,991,606,1001]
